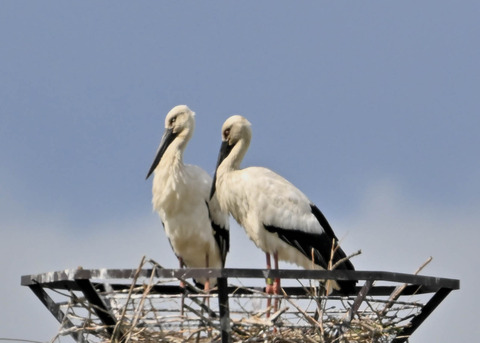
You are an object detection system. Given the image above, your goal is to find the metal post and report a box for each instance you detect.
[217,277,231,343]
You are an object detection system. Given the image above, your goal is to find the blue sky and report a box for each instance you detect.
[1,1,478,342]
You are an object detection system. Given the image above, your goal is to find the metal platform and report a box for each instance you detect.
[21,261,459,343]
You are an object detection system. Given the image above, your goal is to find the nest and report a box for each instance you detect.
[47,258,431,343]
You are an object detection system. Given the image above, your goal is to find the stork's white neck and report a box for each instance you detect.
[220,138,250,174]
[152,140,187,214]
[160,142,185,172]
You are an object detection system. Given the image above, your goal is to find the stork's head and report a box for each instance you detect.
[146,105,195,179]
[164,105,196,140]
[221,115,252,147]
[210,115,252,198]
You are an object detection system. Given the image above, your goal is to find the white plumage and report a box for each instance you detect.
[146,105,229,288]
[211,115,355,294]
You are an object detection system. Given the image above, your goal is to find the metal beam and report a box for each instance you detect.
[22,268,460,292]
[28,283,86,343]
[392,287,453,343]
[74,278,121,339]
[22,280,438,298]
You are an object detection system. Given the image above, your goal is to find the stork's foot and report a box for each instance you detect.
[180,282,186,317]
[266,279,275,295]
[204,279,210,293]
[204,279,211,310]
[272,278,281,314]
[273,278,281,295]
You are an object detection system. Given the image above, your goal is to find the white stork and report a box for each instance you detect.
[210,115,356,296]
[146,105,229,290]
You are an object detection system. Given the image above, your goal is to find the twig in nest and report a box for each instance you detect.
[281,288,321,328]
[380,256,433,316]
[269,306,289,325]
[331,250,362,271]
[123,262,158,343]
[112,256,147,341]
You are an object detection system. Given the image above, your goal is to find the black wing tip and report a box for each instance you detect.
[206,201,230,267]
[334,257,357,295]
[193,279,205,289]
[337,279,358,295]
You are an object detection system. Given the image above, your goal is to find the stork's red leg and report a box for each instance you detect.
[204,254,210,293]
[179,257,186,288]
[265,253,274,294]
[204,254,212,310]
[273,251,280,295]
[265,253,273,318]
[273,251,280,313]
[179,257,186,316]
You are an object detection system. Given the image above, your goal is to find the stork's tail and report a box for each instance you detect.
[333,256,357,295]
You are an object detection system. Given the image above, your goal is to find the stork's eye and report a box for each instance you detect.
[223,128,230,138]
[170,116,176,125]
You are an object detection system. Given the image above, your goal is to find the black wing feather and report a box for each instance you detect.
[264,204,356,294]
[206,201,229,267]
[310,204,355,271]
[263,224,334,269]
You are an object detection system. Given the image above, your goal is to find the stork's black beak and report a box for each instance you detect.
[146,128,177,179]
[210,140,233,199]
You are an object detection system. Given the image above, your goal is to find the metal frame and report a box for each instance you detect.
[21,268,459,343]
